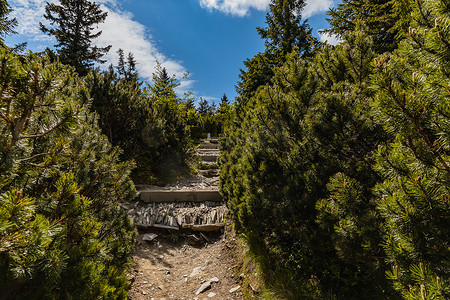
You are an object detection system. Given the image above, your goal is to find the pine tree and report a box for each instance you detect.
[142,63,196,183]
[236,0,317,103]
[221,24,395,297]
[216,94,232,135]
[325,0,411,53]
[87,65,145,162]
[0,49,135,299]
[40,0,111,75]
[371,0,450,297]
[0,0,16,45]
[197,97,210,116]
[115,48,138,82]
[257,0,315,58]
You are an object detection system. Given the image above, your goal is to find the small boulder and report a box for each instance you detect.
[195,281,211,295]
[142,233,158,242]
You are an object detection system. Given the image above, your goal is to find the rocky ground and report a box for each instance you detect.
[127,140,246,300]
[127,226,245,300]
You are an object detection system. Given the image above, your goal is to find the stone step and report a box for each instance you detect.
[140,189,221,202]
[198,143,219,149]
[199,169,219,178]
[123,201,226,232]
[201,155,219,162]
[197,148,220,154]
[200,138,218,144]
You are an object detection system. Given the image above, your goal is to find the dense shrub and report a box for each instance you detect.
[0,49,136,299]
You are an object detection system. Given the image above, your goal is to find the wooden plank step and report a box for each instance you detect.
[140,190,221,202]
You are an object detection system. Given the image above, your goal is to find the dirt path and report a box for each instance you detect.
[128,140,245,299]
[128,228,244,300]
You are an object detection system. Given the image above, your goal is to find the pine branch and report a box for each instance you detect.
[15,152,50,163]
[20,117,68,139]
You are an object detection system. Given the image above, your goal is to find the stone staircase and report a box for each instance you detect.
[124,139,225,232]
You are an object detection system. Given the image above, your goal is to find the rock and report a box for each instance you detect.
[195,281,211,295]
[229,285,241,293]
[207,292,216,297]
[209,277,219,283]
[188,234,201,245]
[200,232,210,243]
[189,266,202,277]
[188,224,224,232]
[152,224,179,231]
[142,233,158,242]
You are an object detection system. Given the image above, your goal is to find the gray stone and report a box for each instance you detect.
[189,266,202,277]
[209,277,219,283]
[229,285,241,293]
[195,281,211,295]
[207,292,216,298]
[142,233,158,242]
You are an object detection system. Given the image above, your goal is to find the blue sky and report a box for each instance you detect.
[5,0,340,103]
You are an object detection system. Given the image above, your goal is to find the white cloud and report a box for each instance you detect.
[318,30,341,45]
[10,0,56,41]
[303,0,333,18]
[199,0,270,17]
[8,0,192,92]
[199,0,332,17]
[96,4,189,88]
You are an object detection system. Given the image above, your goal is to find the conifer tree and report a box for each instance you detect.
[371,0,450,297]
[325,0,411,53]
[87,65,144,162]
[116,48,138,82]
[257,0,314,58]
[216,93,232,135]
[0,0,16,45]
[221,23,395,297]
[40,0,111,75]
[236,0,317,103]
[142,63,196,183]
[197,97,210,116]
[0,49,135,299]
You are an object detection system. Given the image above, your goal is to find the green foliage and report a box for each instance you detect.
[40,0,111,75]
[192,94,233,138]
[236,0,318,104]
[221,22,394,298]
[87,61,197,185]
[223,0,450,297]
[326,0,412,53]
[371,0,450,296]
[0,48,136,299]
[0,0,16,45]
[141,63,197,183]
[257,0,316,58]
[86,65,145,164]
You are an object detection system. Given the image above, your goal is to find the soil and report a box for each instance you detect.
[127,226,244,300]
[128,142,246,299]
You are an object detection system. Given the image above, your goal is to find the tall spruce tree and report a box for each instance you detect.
[0,0,16,45]
[40,0,111,75]
[236,0,317,103]
[325,0,411,53]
